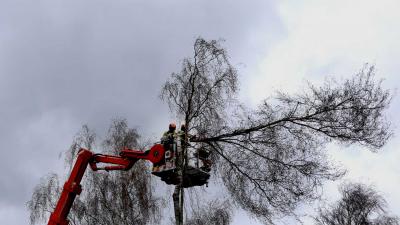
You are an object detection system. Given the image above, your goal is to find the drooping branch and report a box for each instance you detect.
[195,67,391,148]
[191,65,392,222]
[184,199,233,225]
[315,183,399,225]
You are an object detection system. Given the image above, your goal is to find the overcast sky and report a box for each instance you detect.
[1,0,399,224]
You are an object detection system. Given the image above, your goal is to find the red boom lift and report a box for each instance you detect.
[47,144,164,225]
[47,140,210,225]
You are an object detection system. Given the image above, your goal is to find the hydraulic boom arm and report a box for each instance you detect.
[47,144,165,225]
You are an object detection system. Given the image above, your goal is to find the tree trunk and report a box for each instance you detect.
[173,186,182,225]
[173,129,185,225]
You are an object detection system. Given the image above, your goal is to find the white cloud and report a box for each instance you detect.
[247,0,400,106]
[245,0,400,221]
[328,140,400,214]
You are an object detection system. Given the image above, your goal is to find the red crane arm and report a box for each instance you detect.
[48,144,165,225]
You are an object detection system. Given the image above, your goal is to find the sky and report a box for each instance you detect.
[0,0,399,224]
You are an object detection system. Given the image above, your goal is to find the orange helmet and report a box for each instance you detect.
[169,123,176,130]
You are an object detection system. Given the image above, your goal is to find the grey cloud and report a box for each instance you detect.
[0,0,282,224]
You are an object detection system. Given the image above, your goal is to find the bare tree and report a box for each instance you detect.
[315,183,399,225]
[27,119,162,225]
[161,38,238,225]
[161,37,392,224]
[27,173,61,224]
[184,199,232,225]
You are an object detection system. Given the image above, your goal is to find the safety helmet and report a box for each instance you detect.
[169,123,176,130]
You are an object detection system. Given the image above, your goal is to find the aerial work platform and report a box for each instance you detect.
[151,139,211,188]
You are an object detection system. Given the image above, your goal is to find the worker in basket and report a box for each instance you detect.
[153,123,177,173]
[161,123,177,146]
[161,123,188,143]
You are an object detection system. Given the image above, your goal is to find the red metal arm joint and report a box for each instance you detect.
[88,144,165,171]
[120,144,164,164]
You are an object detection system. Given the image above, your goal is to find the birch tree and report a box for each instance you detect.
[161,38,392,224]
[315,183,399,225]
